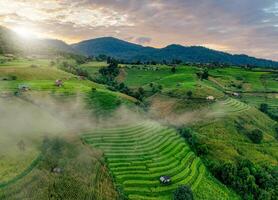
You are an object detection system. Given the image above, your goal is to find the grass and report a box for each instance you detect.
[83,122,239,200]
[79,61,108,78]
[209,67,278,92]
[0,147,39,183]
[0,138,118,200]
[0,154,41,188]
[121,65,224,98]
[241,93,278,116]
[192,103,278,165]
[123,66,197,89]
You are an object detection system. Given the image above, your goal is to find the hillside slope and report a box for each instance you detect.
[0,26,77,55]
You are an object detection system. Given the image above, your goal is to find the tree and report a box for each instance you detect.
[196,68,209,80]
[275,126,278,140]
[259,103,268,113]
[248,129,263,144]
[186,91,193,98]
[173,186,194,200]
[196,144,209,156]
[202,68,209,79]
[138,87,145,95]
[171,67,176,73]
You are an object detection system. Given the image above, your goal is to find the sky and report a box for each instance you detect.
[0,0,277,60]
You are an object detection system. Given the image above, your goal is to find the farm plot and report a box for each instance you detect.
[220,98,251,113]
[211,98,251,117]
[82,122,206,200]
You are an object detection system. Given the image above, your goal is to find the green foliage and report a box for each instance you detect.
[171,67,177,73]
[209,159,278,200]
[99,61,120,81]
[259,103,268,113]
[178,127,209,156]
[196,68,209,80]
[248,129,263,144]
[186,90,193,98]
[257,103,278,121]
[173,185,194,200]
[275,126,278,140]
[86,90,122,115]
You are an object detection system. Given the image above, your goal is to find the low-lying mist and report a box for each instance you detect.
[0,91,229,161]
[148,98,227,126]
[0,92,144,152]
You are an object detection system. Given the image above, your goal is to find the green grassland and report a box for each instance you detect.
[113,65,224,98]
[0,138,118,200]
[192,104,278,165]
[79,61,108,79]
[209,67,278,92]
[82,122,239,200]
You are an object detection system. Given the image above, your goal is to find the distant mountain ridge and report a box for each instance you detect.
[1,25,277,67]
[72,37,278,67]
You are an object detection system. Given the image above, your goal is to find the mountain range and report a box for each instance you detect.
[1,25,278,67]
[72,37,278,67]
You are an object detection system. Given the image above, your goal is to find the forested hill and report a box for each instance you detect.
[72,37,278,68]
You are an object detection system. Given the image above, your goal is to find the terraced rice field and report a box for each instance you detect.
[216,98,251,114]
[82,122,206,200]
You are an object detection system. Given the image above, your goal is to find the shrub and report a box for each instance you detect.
[186,91,193,98]
[173,185,194,200]
[196,144,209,156]
[178,127,208,156]
[259,103,268,113]
[196,68,209,80]
[275,126,278,140]
[179,127,192,139]
[171,67,176,73]
[248,129,263,144]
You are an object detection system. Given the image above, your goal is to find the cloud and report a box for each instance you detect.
[0,0,277,60]
[135,37,152,45]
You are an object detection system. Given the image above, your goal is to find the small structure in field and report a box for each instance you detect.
[55,79,63,87]
[160,176,171,184]
[232,92,240,97]
[206,96,215,101]
[18,84,30,91]
[52,167,63,174]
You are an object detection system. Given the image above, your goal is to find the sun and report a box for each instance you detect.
[13,26,36,39]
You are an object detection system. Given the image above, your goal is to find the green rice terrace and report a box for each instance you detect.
[82,122,237,200]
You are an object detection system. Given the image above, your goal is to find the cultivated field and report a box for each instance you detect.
[83,122,238,200]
